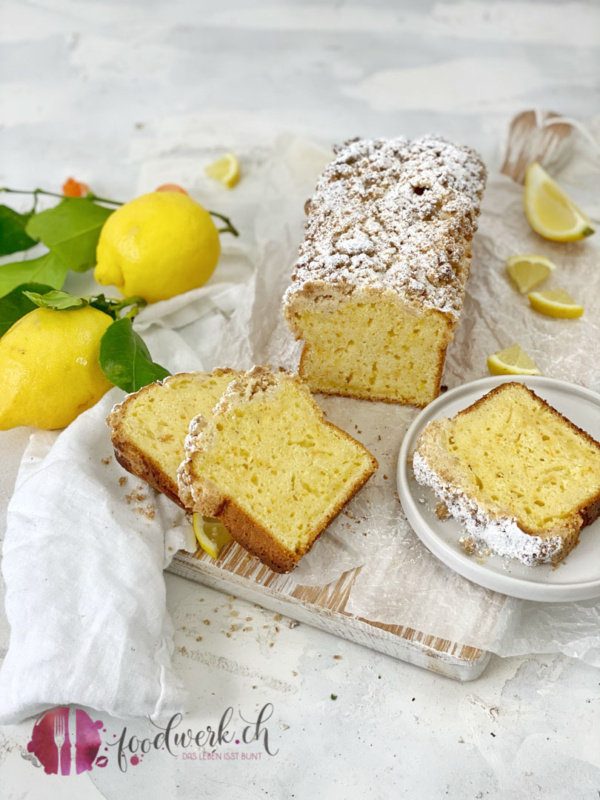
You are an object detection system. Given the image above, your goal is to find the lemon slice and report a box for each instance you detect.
[487,344,541,376]
[506,254,556,294]
[205,152,240,189]
[192,513,232,559]
[528,289,584,319]
[524,163,595,242]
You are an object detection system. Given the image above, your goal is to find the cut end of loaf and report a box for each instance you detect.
[286,291,453,406]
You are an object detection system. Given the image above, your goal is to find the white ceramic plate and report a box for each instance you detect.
[397,376,600,602]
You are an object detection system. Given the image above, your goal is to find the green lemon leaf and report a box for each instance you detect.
[0,252,69,298]
[25,198,113,273]
[18,288,146,319]
[23,289,91,311]
[99,317,170,392]
[0,205,37,256]
[0,282,54,337]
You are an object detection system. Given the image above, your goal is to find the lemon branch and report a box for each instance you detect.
[0,187,239,236]
[208,210,239,237]
[0,186,122,209]
[109,295,148,320]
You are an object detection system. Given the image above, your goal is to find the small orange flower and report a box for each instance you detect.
[155,183,188,195]
[62,177,90,198]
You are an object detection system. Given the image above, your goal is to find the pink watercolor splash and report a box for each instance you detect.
[27,707,104,775]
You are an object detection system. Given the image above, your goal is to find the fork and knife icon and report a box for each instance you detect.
[53,708,78,776]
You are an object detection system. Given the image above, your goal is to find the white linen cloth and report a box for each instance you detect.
[0,390,193,723]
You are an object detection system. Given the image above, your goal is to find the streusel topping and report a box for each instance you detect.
[284,136,486,319]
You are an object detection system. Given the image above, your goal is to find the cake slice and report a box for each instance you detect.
[107,369,239,508]
[413,382,600,565]
[283,136,487,407]
[177,366,378,573]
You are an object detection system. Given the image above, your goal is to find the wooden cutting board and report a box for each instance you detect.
[168,541,491,682]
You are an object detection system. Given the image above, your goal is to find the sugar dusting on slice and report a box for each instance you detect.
[284,135,487,320]
[412,451,564,566]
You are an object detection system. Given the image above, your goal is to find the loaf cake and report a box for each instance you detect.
[107,369,239,508]
[413,382,600,565]
[177,366,378,573]
[283,136,487,407]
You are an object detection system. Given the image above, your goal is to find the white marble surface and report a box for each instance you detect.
[1,1,599,797]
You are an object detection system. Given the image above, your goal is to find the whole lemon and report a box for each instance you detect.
[0,306,114,430]
[94,192,221,303]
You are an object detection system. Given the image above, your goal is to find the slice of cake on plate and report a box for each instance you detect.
[107,369,239,508]
[283,136,487,407]
[178,366,378,573]
[413,382,600,565]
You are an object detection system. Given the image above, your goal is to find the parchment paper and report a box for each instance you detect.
[159,127,600,664]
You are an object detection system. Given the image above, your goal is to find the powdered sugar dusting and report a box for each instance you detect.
[284,136,486,319]
[412,451,564,566]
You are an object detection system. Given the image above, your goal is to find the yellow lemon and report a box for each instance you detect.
[528,289,584,318]
[0,306,113,430]
[487,344,541,376]
[524,163,595,242]
[205,152,240,189]
[95,192,221,304]
[192,513,232,559]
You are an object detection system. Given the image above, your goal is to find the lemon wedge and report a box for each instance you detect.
[192,513,232,559]
[506,254,556,294]
[205,152,240,189]
[524,163,595,242]
[487,344,541,376]
[528,289,584,319]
